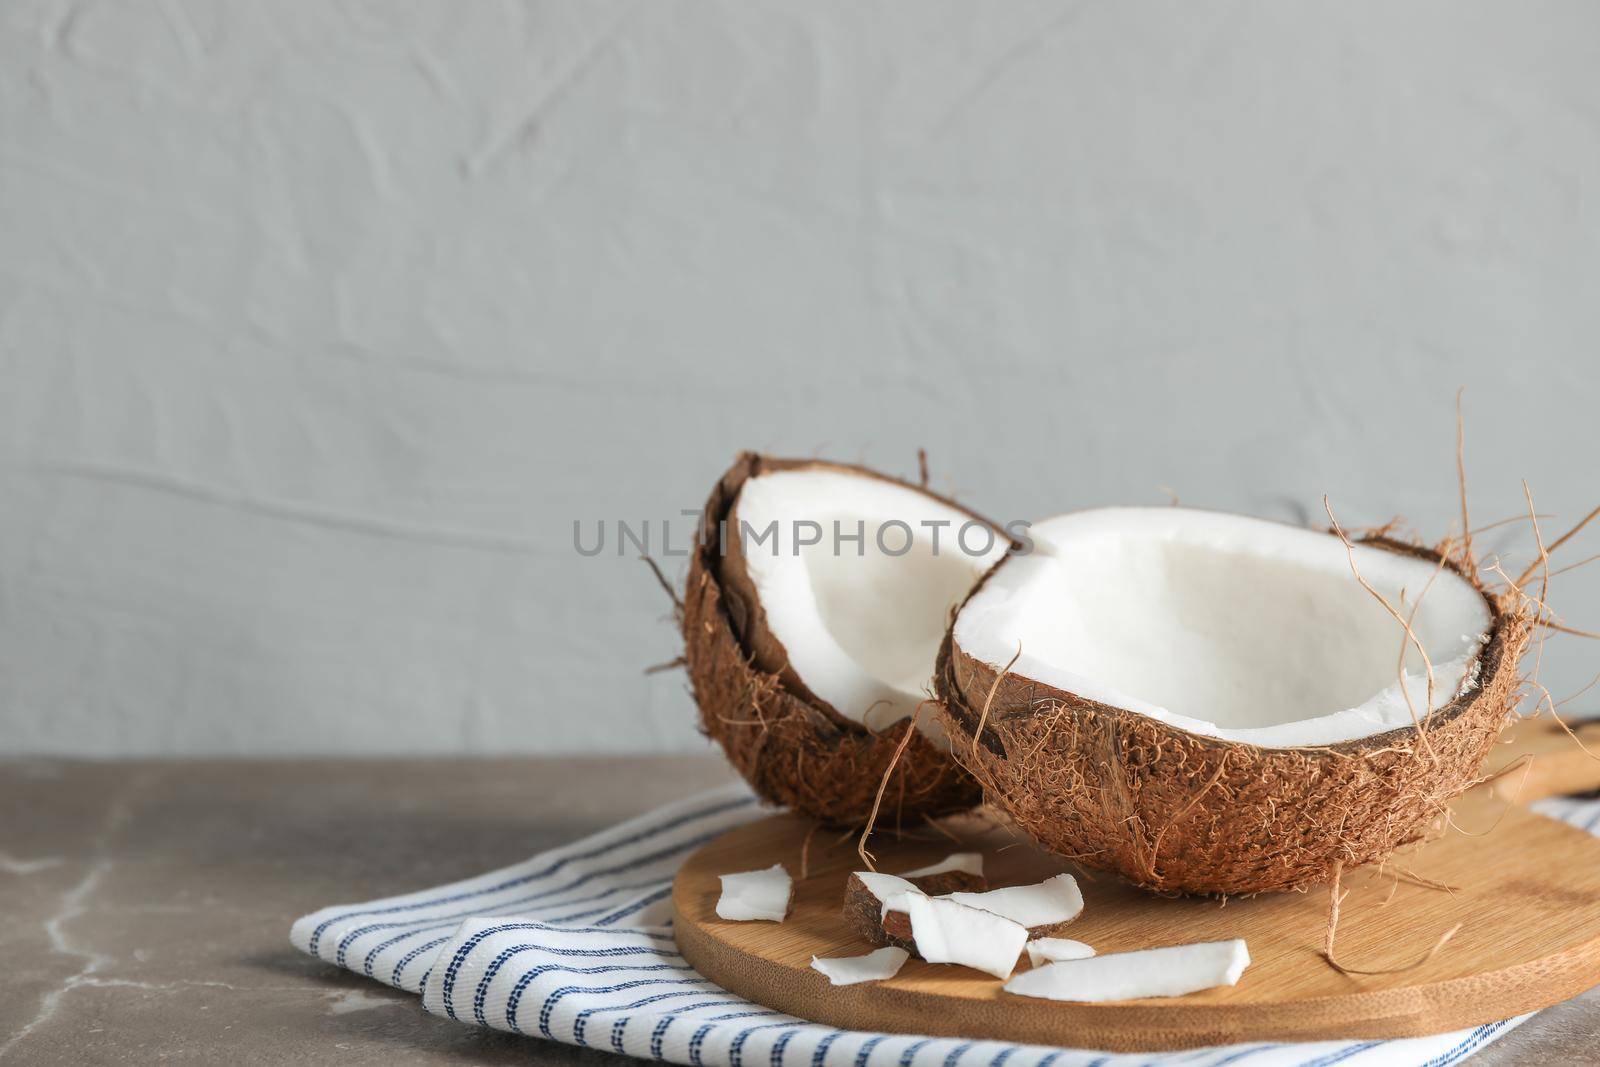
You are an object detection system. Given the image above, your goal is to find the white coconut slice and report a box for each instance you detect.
[810,946,910,986]
[1004,939,1251,1002]
[1024,938,1096,966]
[715,864,792,922]
[954,507,1492,747]
[854,871,920,910]
[944,873,1084,930]
[844,869,988,949]
[898,893,1028,979]
[730,467,1008,734]
[900,852,985,879]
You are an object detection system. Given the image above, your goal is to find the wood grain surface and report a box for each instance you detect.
[673,716,1600,1051]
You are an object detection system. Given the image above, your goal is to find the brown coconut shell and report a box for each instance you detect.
[682,452,990,827]
[934,534,1533,896]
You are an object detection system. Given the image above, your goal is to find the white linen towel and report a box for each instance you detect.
[293,783,1600,1066]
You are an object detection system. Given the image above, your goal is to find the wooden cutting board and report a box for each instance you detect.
[672,717,1600,1051]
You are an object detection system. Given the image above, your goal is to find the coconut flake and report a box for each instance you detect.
[845,870,987,950]
[810,946,910,986]
[901,893,1028,979]
[900,852,985,879]
[1025,938,1095,966]
[715,864,792,922]
[1004,939,1250,1002]
[879,889,922,921]
[855,871,919,908]
[945,873,1083,930]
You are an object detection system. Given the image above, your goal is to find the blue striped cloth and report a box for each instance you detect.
[292,784,1600,1066]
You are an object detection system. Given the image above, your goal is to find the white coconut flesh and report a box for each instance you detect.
[1004,939,1250,1002]
[900,852,985,879]
[899,893,1028,979]
[714,864,792,922]
[734,468,1007,734]
[954,508,1493,747]
[944,873,1083,929]
[854,870,920,909]
[846,857,987,913]
[811,946,910,986]
[1025,938,1095,966]
[878,872,1083,933]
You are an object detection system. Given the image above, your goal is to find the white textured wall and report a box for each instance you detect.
[2,1,1597,755]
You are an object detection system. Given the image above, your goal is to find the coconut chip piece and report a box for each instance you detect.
[945,873,1084,934]
[810,946,910,986]
[901,869,986,896]
[1025,938,1095,966]
[877,902,921,950]
[855,871,920,905]
[842,873,920,949]
[900,852,985,879]
[899,893,1028,979]
[843,867,988,949]
[716,863,792,922]
[1004,939,1250,1002]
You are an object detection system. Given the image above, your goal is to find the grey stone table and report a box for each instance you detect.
[2,757,1596,1065]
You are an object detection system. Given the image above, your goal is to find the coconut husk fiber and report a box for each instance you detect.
[935,535,1534,896]
[682,452,984,827]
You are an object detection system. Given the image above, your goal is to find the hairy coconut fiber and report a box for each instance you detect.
[935,537,1533,896]
[683,452,984,827]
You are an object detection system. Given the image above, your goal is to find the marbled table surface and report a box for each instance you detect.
[2,756,1595,1065]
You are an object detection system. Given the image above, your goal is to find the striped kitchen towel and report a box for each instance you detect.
[292,783,1600,1066]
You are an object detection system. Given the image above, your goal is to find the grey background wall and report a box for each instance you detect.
[2,0,1597,756]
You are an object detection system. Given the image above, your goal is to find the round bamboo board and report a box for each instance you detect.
[672,718,1600,1051]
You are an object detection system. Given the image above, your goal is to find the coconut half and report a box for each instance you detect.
[938,507,1531,895]
[719,459,1009,734]
[684,453,1004,825]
